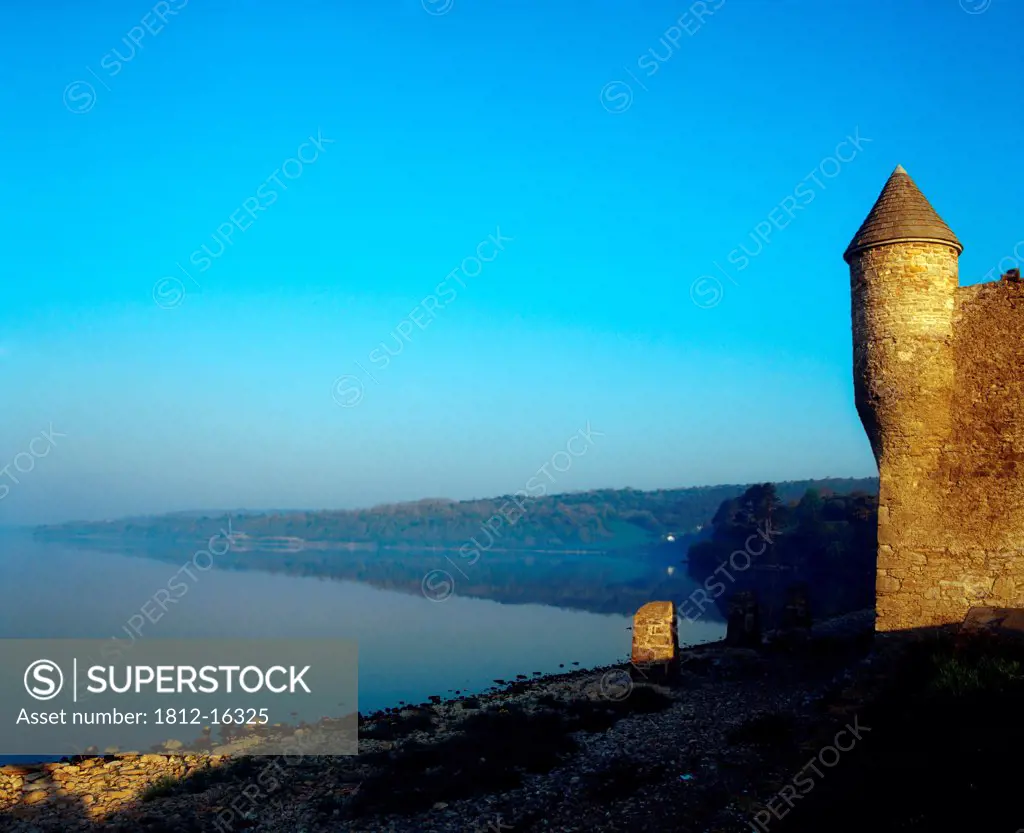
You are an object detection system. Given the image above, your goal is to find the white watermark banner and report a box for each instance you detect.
[0,639,358,757]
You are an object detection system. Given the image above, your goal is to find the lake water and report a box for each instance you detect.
[0,531,724,764]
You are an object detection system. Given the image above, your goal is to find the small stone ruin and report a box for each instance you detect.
[631,601,678,673]
[726,590,761,648]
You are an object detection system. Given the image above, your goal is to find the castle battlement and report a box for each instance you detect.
[847,166,1024,632]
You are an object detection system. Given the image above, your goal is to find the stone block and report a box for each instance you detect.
[877,575,902,593]
[961,607,1024,644]
[630,601,677,666]
[726,591,761,648]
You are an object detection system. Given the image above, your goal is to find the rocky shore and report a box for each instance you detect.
[0,611,895,832]
[0,754,223,826]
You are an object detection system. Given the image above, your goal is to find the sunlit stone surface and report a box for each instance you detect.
[631,601,678,665]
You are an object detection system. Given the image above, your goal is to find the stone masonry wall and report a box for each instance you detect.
[631,601,677,664]
[941,280,1024,613]
[0,754,227,826]
[852,242,959,631]
[853,242,1024,631]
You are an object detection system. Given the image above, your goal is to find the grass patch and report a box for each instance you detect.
[930,653,1022,697]
[179,758,250,794]
[140,774,182,802]
[771,633,1024,833]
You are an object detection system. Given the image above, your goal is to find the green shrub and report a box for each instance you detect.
[931,654,1022,697]
[140,774,181,802]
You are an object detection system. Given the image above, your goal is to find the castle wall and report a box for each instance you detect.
[937,281,1024,612]
[856,247,1024,631]
[0,754,226,824]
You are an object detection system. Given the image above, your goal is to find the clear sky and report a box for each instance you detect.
[1,0,1021,524]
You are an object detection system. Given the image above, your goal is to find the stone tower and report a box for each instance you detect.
[846,166,1024,631]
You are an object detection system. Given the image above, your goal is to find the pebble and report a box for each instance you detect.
[0,612,880,832]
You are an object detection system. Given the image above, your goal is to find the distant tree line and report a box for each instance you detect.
[35,478,877,552]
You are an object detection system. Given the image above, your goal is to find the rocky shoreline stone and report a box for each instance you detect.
[0,612,878,832]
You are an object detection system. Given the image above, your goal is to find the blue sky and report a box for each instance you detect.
[1,0,1021,524]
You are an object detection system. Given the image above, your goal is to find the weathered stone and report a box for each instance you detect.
[847,166,1024,632]
[877,575,902,593]
[726,591,761,648]
[962,606,1024,639]
[993,576,1016,598]
[0,753,235,817]
[631,601,677,666]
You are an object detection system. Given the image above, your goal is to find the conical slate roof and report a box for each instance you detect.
[843,165,962,262]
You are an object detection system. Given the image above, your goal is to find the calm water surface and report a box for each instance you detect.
[0,532,724,763]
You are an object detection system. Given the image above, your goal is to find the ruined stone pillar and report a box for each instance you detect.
[726,591,761,648]
[631,601,678,668]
